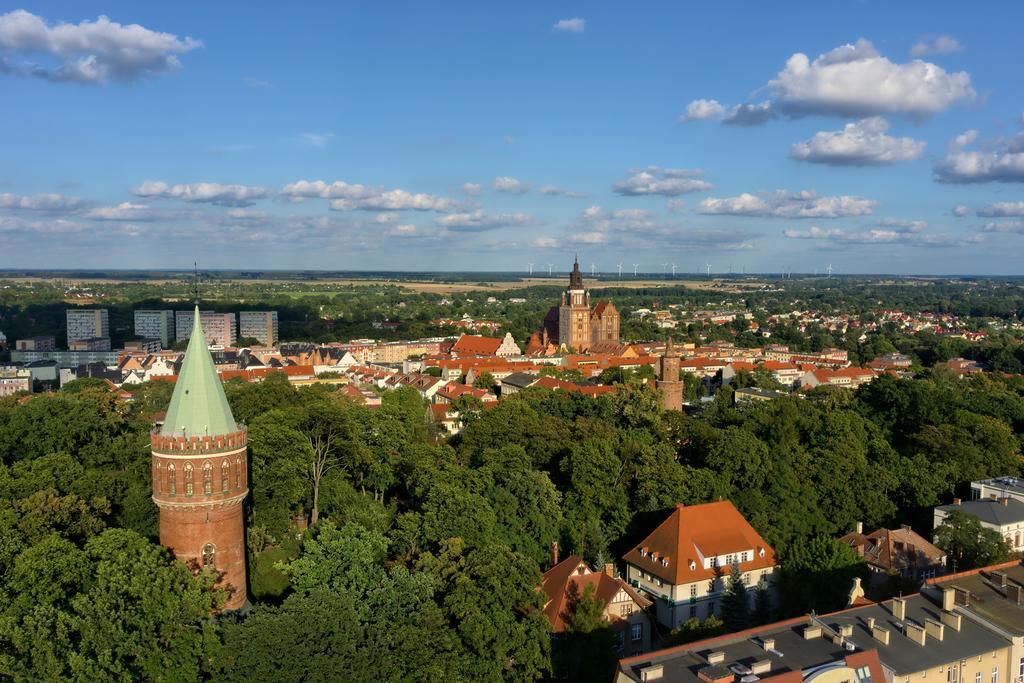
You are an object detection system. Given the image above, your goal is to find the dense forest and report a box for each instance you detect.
[1,367,1022,681]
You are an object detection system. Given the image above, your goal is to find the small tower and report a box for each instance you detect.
[657,336,683,411]
[151,305,249,611]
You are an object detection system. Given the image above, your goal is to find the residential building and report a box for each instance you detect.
[971,477,1024,505]
[239,311,279,346]
[617,591,1013,683]
[934,498,1024,552]
[542,553,653,658]
[15,336,55,351]
[69,337,112,351]
[500,372,539,396]
[123,338,163,354]
[0,366,31,396]
[176,310,237,346]
[622,500,779,629]
[66,308,109,346]
[10,349,118,368]
[134,310,175,348]
[840,522,947,583]
[450,332,521,357]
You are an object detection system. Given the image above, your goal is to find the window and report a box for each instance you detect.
[1018,658,1024,679]
[168,464,176,495]
[234,459,242,489]
[631,623,642,641]
[620,603,633,617]
[974,673,981,683]
[184,462,194,496]
[202,543,215,568]
[203,462,213,495]
[690,605,697,618]
[690,584,698,598]
[155,463,163,494]
[221,460,230,492]
[991,668,997,683]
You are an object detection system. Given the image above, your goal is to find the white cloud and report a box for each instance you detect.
[722,101,774,126]
[667,199,686,213]
[435,210,531,232]
[680,99,725,122]
[934,131,1024,184]
[461,182,482,197]
[981,220,1024,233]
[0,9,200,84]
[374,212,400,223]
[279,179,458,212]
[697,190,876,218]
[300,132,333,148]
[613,166,712,196]
[911,35,965,57]
[952,203,970,217]
[790,117,925,166]
[84,202,150,220]
[977,202,1024,217]
[493,176,530,194]
[768,38,974,120]
[784,224,969,247]
[553,18,585,33]
[875,217,927,232]
[539,185,586,198]
[134,180,269,207]
[0,192,87,211]
[385,224,419,237]
[532,236,559,248]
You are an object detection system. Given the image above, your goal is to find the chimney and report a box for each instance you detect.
[1000,497,1010,506]
[839,624,853,637]
[924,618,945,642]
[952,497,961,505]
[953,586,971,607]
[940,610,962,631]
[604,563,615,577]
[905,621,926,646]
[549,541,559,567]
[871,626,890,645]
[751,660,771,675]
[855,521,863,534]
[1008,584,1024,606]
[866,616,875,630]
[942,587,955,612]
[760,637,775,651]
[640,665,664,682]
[707,651,726,665]
[900,524,912,532]
[891,597,907,621]
[803,625,822,640]
[990,570,1008,588]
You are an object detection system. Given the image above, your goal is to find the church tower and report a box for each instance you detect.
[558,256,592,350]
[151,305,249,611]
[657,336,683,411]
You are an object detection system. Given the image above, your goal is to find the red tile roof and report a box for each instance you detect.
[541,556,650,632]
[451,334,503,356]
[623,501,776,585]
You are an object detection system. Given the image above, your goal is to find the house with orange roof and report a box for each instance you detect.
[623,500,779,629]
[542,553,653,657]
[450,332,521,358]
[679,358,727,378]
[797,366,875,390]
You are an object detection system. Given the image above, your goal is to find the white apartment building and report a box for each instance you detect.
[239,311,279,346]
[134,310,176,348]
[175,310,236,346]
[66,309,109,347]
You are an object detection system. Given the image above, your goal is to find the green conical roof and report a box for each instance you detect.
[161,306,238,437]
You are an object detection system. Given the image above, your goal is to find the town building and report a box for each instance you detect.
[541,257,620,351]
[734,387,789,404]
[934,498,1024,553]
[623,500,779,629]
[151,306,249,612]
[450,332,521,357]
[971,477,1024,504]
[134,310,176,348]
[657,337,683,411]
[123,338,163,354]
[176,310,237,347]
[68,336,112,351]
[10,349,119,368]
[15,336,55,351]
[839,522,946,583]
[66,308,109,347]
[0,366,32,396]
[542,552,654,658]
[239,311,279,346]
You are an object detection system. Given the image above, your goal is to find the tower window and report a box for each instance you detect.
[203,462,213,495]
[221,460,230,492]
[202,543,215,568]
[184,462,194,497]
[234,459,242,489]
[167,464,176,495]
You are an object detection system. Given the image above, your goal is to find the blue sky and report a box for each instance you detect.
[1,2,1023,274]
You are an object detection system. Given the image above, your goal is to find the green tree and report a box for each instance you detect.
[554,583,618,681]
[777,536,867,616]
[720,562,750,631]
[934,510,1013,571]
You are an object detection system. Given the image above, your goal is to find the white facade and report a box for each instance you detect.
[66,309,109,346]
[175,311,237,346]
[134,310,175,348]
[239,311,279,346]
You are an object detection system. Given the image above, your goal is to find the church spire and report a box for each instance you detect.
[569,255,584,289]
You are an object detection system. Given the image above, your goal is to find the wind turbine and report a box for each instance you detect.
[632,263,639,278]
[547,263,553,277]
[706,263,712,278]
[661,262,668,279]
[528,263,534,276]
[826,263,833,279]
[617,263,623,279]
[671,263,677,278]
[590,262,596,278]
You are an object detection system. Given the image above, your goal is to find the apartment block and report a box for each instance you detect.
[175,310,236,346]
[68,337,112,351]
[134,310,176,348]
[239,311,279,346]
[66,309,109,346]
[15,336,55,351]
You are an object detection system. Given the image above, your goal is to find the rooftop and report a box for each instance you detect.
[936,498,1024,527]
[927,562,1024,637]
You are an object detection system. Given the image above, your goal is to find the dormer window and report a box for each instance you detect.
[689,560,697,571]
[758,547,766,558]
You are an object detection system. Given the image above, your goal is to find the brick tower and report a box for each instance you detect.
[657,336,683,411]
[151,305,249,611]
[558,256,592,351]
